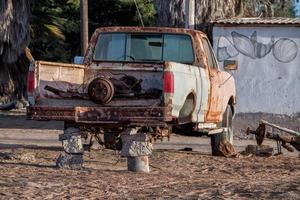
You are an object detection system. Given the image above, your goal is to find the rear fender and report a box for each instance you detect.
[164,62,198,119]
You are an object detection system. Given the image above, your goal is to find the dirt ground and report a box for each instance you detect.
[0,109,300,199]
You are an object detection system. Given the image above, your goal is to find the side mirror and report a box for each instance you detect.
[74,56,84,64]
[224,60,238,71]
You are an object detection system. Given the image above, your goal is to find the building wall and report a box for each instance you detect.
[213,26,300,115]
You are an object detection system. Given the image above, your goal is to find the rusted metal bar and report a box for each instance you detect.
[247,122,300,153]
[27,106,169,126]
[27,106,75,121]
[75,107,168,125]
[260,119,300,137]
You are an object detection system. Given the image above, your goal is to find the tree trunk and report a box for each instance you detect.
[154,0,244,28]
[153,0,185,27]
[0,0,31,104]
[153,0,294,28]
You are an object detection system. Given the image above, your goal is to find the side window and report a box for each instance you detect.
[202,38,218,69]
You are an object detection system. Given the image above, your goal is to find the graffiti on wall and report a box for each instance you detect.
[217,31,298,63]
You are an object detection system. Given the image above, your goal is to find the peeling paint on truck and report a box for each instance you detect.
[27,26,236,131]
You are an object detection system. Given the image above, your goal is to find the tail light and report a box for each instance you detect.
[27,70,35,93]
[164,71,174,94]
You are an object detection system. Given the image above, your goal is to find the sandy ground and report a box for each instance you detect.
[0,109,299,199]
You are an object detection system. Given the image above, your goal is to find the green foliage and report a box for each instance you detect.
[273,4,295,17]
[121,0,157,26]
[29,0,80,62]
[88,0,156,33]
[29,0,157,63]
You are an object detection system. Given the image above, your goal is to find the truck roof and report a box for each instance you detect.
[93,26,206,37]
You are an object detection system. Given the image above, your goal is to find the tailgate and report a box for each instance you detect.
[30,61,85,105]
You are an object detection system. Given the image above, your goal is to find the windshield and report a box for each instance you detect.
[94,33,194,64]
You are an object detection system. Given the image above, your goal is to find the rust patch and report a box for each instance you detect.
[163,96,173,121]
[75,107,164,123]
[27,106,75,121]
[205,68,222,122]
[27,106,168,127]
[89,62,164,69]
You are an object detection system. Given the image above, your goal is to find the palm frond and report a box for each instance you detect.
[43,24,65,41]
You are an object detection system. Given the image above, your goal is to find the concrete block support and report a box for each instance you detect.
[56,153,83,169]
[57,127,84,169]
[120,128,153,173]
[127,156,149,173]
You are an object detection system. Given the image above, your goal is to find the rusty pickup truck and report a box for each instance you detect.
[27,27,237,171]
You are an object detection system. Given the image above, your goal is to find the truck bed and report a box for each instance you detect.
[27,61,169,125]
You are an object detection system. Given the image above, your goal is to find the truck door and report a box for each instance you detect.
[202,37,224,122]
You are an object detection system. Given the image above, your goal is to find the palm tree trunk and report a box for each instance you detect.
[0,0,31,104]
[153,0,185,27]
[154,0,244,28]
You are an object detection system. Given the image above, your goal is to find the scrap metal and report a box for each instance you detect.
[246,120,300,153]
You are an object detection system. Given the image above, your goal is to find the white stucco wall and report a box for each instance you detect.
[213,26,300,115]
[295,0,300,16]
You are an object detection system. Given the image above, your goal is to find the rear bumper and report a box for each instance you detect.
[27,106,172,126]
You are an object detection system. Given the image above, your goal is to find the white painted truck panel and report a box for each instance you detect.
[166,62,209,123]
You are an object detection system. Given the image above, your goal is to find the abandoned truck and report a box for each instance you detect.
[26,27,237,172]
